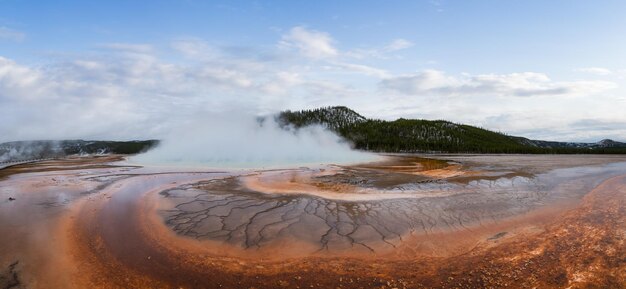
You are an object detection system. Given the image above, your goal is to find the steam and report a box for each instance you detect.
[0,141,64,162]
[132,112,375,168]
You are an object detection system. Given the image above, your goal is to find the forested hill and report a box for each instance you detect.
[278,106,626,154]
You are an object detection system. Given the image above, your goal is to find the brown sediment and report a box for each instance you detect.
[237,156,479,200]
[2,155,626,288]
[239,168,422,201]
[0,156,138,289]
[0,155,128,180]
[56,171,626,288]
[349,156,473,178]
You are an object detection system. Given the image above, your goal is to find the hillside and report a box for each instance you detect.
[0,140,158,162]
[278,106,626,154]
[2,107,625,162]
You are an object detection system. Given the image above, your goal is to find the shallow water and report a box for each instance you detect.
[1,154,626,288]
[156,156,626,254]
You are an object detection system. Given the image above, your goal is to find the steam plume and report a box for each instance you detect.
[132,112,374,168]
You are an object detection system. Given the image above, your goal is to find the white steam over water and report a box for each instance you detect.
[132,113,375,168]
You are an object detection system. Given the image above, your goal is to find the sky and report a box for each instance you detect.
[1,0,626,143]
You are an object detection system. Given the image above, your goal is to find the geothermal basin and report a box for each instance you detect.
[0,154,625,288]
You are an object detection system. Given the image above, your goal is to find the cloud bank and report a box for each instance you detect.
[280,26,338,59]
[0,26,623,143]
[381,70,616,97]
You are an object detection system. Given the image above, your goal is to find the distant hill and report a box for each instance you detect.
[0,140,158,162]
[2,107,625,162]
[278,106,626,154]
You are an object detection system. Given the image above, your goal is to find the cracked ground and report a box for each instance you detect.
[158,157,624,255]
[1,155,626,288]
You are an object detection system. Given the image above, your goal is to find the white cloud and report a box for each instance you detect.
[574,67,612,76]
[0,57,54,101]
[0,55,144,141]
[580,67,613,75]
[383,39,413,52]
[327,62,390,78]
[98,43,153,53]
[0,27,25,42]
[171,38,219,60]
[304,80,357,99]
[259,72,302,95]
[197,66,253,89]
[0,39,361,142]
[1,26,625,143]
[345,39,413,59]
[280,26,338,59]
[381,70,617,97]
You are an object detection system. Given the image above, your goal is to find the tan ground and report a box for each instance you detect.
[1,155,625,288]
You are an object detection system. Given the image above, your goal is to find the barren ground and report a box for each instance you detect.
[0,154,625,288]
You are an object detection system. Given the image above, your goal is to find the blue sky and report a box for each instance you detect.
[1,0,625,142]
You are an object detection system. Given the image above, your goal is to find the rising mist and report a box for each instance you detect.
[132,112,375,168]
